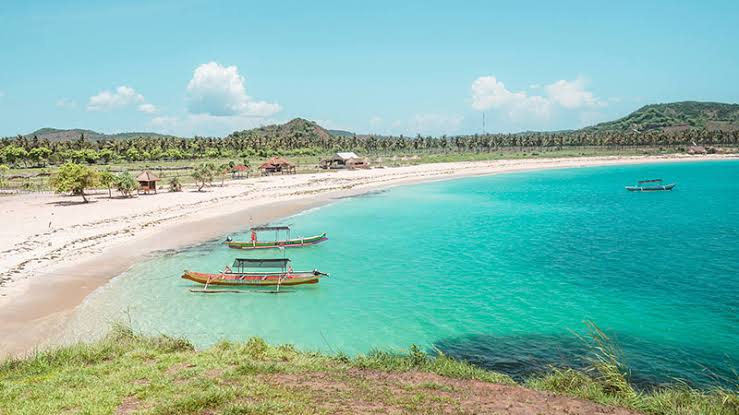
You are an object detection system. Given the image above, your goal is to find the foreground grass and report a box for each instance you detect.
[0,325,736,414]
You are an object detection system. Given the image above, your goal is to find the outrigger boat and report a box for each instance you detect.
[225,225,327,250]
[182,258,328,293]
[625,179,676,192]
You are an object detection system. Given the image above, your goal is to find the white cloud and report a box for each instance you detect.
[186,62,281,117]
[87,86,144,111]
[545,77,604,109]
[87,85,157,114]
[471,76,552,121]
[138,103,157,114]
[0,90,4,97]
[150,115,178,130]
[471,75,604,122]
[56,98,77,109]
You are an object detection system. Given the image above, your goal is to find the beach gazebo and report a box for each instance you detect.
[259,157,296,175]
[136,170,160,194]
[320,152,369,170]
[231,164,250,179]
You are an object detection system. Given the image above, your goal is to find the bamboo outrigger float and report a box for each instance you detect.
[182,258,328,294]
[625,179,676,192]
[225,226,328,250]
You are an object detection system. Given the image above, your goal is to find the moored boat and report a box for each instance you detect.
[625,179,676,192]
[181,258,328,289]
[225,225,328,250]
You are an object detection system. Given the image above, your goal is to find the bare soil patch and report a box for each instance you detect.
[268,369,644,415]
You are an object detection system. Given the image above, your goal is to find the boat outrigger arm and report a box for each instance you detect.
[225,225,328,250]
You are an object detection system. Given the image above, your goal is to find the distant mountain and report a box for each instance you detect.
[227,118,335,144]
[327,129,355,137]
[17,101,739,144]
[583,101,739,133]
[23,128,172,141]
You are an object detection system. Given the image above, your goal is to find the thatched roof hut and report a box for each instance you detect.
[231,164,250,178]
[259,157,296,175]
[136,171,160,194]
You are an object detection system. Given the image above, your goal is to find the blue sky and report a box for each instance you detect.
[1,0,737,137]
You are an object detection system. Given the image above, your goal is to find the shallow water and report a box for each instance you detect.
[64,160,739,388]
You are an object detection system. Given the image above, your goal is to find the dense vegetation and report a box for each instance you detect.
[585,101,739,133]
[0,324,735,414]
[2,102,738,168]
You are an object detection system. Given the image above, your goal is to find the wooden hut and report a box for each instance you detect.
[231,164,250,179]
[259,157,296,175]
[136,171,160,194]
[320,152,370,170]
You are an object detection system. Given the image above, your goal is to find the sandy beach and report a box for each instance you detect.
[0,154,733,358]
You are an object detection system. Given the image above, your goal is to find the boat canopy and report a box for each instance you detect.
[232,258,290,268]
[251,226,290,231]
[638,179,663,184]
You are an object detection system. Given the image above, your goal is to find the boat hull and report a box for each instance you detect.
[226,233,328,250]
[181,270,320,286]
[625,183,676,192]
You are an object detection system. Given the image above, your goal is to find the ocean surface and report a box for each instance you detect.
[62,160,739,388]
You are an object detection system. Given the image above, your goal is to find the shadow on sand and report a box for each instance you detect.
[46,199,99,206]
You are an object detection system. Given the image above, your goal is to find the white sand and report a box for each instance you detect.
[0,154,732,357]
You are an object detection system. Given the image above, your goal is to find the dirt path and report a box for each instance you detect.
[269,369,642,415]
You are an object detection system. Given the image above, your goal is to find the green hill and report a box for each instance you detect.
[584,101,739,133]
[327,129,355,137]
[226,118,334,146]
[24,128,172,141]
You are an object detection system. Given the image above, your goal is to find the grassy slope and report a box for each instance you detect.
[0,325,735,415]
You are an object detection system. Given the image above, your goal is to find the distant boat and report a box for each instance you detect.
[182,258,328,293]
[225,225,327,250]
[625,179,676,192]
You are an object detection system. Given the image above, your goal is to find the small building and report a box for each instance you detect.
[259,157,296,175]
[136,170,160,194]
[320,152,370,170]
[231,164,250,179]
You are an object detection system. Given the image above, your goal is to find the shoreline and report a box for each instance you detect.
[0,153,735,358]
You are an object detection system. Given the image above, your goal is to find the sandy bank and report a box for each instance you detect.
[0,154,734,357]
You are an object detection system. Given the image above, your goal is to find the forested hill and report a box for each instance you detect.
[225,118,338,149]
[583,101,739,133]
[23,128,172,141]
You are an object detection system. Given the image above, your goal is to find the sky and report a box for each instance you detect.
[1,0,737,137]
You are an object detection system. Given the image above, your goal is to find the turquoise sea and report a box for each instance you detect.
[63,160,739,388]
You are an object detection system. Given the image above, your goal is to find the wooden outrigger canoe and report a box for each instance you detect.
[625,179,676,192]
[182,270,323,286]
[182,258,328,291]
[225,226,327,250]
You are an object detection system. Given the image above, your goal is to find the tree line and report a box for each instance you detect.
[45,161,226,203]
[2,128,738,167]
